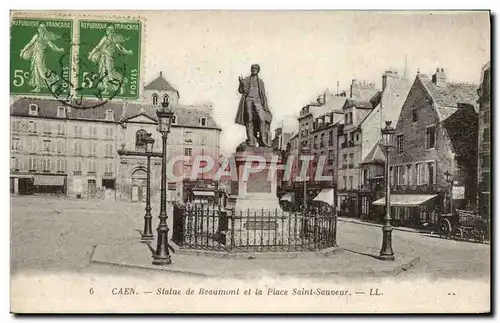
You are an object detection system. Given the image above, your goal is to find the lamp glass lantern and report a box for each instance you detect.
[444,170,451,183]
[157,102,174,134]
[144,134,155,154]
[381,120,396,148]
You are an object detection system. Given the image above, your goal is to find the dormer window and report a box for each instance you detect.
[57,106,66,118]
[171,115,177,125]
[29,104,39,116]
[200,117,207,127]
[152,94,159,106]
[105,109,114,121]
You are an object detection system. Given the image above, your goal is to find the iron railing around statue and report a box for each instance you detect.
[172,203,337,252]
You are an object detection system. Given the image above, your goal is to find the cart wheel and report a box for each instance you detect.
[452,228,464,240]
[438,219,452,238]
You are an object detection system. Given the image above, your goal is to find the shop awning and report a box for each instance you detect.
[372,194,438,207]
[280,193,293,202]
[193,191,215,197]
[33,175,65,186]
[313,188,335,206]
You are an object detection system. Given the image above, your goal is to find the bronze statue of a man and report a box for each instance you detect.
[234,64,272,147]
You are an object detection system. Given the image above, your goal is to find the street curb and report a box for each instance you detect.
[337,217,434,234]
[89,241,421,279]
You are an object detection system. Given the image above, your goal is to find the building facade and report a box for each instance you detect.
[477,62,491,219]
[10,72,222,202]
[381,68,478,228]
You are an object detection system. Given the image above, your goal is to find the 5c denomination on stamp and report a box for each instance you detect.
[77,20,141,101]
[10,18,73,97]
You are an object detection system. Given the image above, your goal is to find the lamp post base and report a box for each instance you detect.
[377,254,395,261]
[152,256,172,266]
[140,234,154,243]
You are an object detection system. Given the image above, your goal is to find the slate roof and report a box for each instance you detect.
[360,142,386,165]
[144,72,179,95]
[10,98,221,130]
[10,98,125,121]
[420,77,478,109]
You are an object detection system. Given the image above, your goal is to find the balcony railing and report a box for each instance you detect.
[73,171,82,175]
[104,172,114,177]
[340,143,347,149]
[87,171,97,176]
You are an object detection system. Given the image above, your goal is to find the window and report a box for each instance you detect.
[349,176,353,190]
[426,126,436,149]
[313,136,318,149]
[482,155,490,168]
[390,166,394,186]
[57,141,64,153]
[74,142,82,155]
[427,162,435,185]
[75,160,82,172]
[43,122,51,134]
[412,109,418,122]
[200,117,207,126]
[328,131,334,146]
[74,125,82,137]
[407,165,412,185]
[349,132,355,144]
[43,158,51,171]
[152,94,159,105]
[185,148,192,156]
[105,144,113,157]
[90,125,97,138]
[135,129,148,149]
[363,169,369,184]
[171,115,177,124]
[396,134,404,154]
[483,127,490,143]
[356,134,359,142]
[416,163,424,185]
[349,153,354,167]
[29,156,37,171]
[29,104,38,116]
[56,158,65,172]
[328,150,334,164]
[163,95,169,105]
[343,154,348,168]
[89,142,96,156]
[28,121,37,133]
[105,109,114,121]
[11,138,20,151]
[89,160,97,172]
[56,106,65,118]
[105,162,114,174]
[343,176,347,190]
[184,131,192,143]
[57,124,65,135]
[43,140,50,152]
[320,133,325,148]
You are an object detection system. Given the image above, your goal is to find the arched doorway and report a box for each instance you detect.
[131,168,147,202]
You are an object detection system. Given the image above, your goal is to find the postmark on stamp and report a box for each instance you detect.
[10,18,73,97]
[77,20,141,101]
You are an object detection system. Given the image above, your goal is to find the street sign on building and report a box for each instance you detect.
[452,186,465,199]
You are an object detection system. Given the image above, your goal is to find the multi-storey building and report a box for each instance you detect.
[373,68,478,228]
[337,82,382,216]
[10,71,222,202]
[477,62,491,219]
[358,69,412,219]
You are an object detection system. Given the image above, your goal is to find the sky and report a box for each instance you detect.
[15,10,491,154]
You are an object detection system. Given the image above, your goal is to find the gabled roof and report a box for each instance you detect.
[144,72,179,95]
[419,76,478,110]
[120,103,221,130]
[360,142,386,165]
[442,108,478,157]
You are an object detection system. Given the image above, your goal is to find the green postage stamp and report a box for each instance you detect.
[10,18,73,97]
[77,20,141,100]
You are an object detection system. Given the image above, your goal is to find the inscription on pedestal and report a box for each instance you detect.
[247,169,271,193]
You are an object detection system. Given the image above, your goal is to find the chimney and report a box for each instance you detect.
[160,71,163,77]
[432,68,447,87]
[382,69,399,91]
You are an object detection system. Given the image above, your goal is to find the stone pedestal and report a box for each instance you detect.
[231,147,281,211]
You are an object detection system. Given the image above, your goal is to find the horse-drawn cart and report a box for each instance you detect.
[438,209,488,243]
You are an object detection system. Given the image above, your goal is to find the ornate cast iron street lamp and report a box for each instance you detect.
[152,100,174,265]
[141,133,155,242]
[379,121,396,261]
[444,170,454,214]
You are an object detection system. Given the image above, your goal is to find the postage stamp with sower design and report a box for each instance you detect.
[77,20,141,101]
[10,18,73,97]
